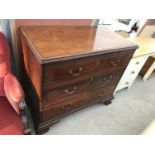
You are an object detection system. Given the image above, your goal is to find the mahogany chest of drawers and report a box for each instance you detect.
[20,26,138,134]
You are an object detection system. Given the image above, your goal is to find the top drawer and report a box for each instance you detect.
[44,52,133,90]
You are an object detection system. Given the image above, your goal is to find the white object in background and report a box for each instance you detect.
[114,36,155,93]
[129,32,137,40]
[99,19,114,25]
[111,19,138,32]
[98,19,138,33]
[114,56,148,92]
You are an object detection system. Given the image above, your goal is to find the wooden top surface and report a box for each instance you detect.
[20,26,137,63]
[129,36,155,57]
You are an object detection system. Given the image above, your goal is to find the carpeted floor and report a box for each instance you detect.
[45,76,155,135]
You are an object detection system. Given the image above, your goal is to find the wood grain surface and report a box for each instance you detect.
[20,26,137,63]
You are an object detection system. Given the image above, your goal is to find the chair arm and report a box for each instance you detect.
[19,98,31,134]
[4,73,31,134]
[4,72,24,114]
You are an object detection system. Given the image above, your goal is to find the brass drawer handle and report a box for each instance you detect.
[131,71,135,74]
[64,86,77,95]
[69,67,83,76]
[110,59,121,66]
[103,75,113,82]
[136,61,140,65]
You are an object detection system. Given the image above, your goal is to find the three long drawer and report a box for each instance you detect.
[41,52,133,122]
[44,52,133,90]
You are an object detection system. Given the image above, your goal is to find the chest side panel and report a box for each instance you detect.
[20,35,42,111]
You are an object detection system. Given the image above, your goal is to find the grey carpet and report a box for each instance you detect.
[45,76,155,135]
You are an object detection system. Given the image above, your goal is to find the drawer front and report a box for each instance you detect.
[44,52,133,90]
[41,84,115,121]
[43,70,122,108]
[115,56,148,92]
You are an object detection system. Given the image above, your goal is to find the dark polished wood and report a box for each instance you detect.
[41,84,116,121]
[20,26,137,134]
[101,100,112,105]
[36,119,59,134]
[44,52,133,90]
[44,71,122,108]
[20,26,137,63]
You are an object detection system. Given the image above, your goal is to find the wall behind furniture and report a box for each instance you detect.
[15,19,93,27]
[10,19,94,79]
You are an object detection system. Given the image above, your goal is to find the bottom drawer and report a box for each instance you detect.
[41,84,116,121]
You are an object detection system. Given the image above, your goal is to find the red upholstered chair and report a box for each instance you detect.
[0,32,31,135]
